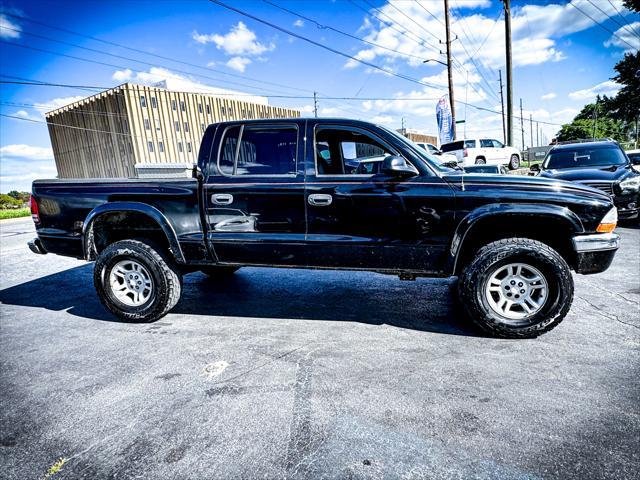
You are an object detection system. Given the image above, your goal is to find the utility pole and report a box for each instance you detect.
[313,91,318,118]
[519,98,524,151]
[443,0,456,140]
[536,121,539,147]
[401,117,405,135]
[504,0,513,146]
[592,100,598,139]
[529,114,533,149]
[499,70,506,144]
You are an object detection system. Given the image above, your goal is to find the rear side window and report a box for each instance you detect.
[441,141,463,152]
[480,139,493,148]
[465,140,476,148]
[218,125,298,176]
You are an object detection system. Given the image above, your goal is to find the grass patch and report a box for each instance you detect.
[0,208,30,220]
[44,457,67,478]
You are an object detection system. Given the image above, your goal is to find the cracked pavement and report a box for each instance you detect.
[1,217,638,479]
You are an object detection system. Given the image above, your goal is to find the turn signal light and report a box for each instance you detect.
[596,207,617,233]
[30,195,40,223]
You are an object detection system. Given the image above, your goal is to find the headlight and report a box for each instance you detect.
[596,207,618,233]
[620,175,640,194]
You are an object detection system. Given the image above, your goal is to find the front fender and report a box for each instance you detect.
[82,202,185,263]
[448,203,584,274]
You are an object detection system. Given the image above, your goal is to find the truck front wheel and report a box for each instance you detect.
[458,238,573,338]
[94,239,182,322]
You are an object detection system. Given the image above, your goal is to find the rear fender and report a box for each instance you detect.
[83,202,185,263]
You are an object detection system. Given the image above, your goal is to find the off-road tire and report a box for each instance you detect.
[475,157,486,165]
[200,266,240,277]
[509,154,520,170]
[458,238,573,338]
[94,239,182,322]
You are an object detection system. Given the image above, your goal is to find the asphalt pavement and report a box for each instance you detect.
[1,217,638,479]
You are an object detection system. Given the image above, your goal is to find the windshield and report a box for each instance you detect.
[380,127,457,173]
[544,145,628,169]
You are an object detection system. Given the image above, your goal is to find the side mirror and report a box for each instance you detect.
[382,156,418,178]
[530,163,541,172]
[192,164,204,180]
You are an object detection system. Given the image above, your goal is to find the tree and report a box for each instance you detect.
[623,0,639,13]
[7,191,21,199]
[0,194,22,209]
[609,51,640,124]
[555,117,626,143]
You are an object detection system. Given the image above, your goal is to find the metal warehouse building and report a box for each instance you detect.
[45,81,300,179]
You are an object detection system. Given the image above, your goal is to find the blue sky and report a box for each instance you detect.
[1,0,638,191]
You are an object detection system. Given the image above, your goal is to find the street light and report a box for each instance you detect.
[423,59,449,67]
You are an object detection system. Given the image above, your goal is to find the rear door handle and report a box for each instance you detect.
[308,193,332,206]
[212,193,233,205]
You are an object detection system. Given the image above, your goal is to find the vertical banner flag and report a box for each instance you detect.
[436,95,453,145]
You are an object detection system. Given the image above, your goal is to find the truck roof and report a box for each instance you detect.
[551,140,619,151]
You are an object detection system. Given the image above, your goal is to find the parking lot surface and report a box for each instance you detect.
[1,217,638,479]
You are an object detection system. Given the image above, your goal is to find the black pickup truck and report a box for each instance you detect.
[30,119,621,338]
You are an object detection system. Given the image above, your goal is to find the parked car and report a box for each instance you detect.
[415,142,459,165]
[29,118,620,338]
[441,138,521,170]
[532,140,640,220]
[626,149,640,172]
[463,164,508,175]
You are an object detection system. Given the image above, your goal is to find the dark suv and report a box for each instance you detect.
[532,140,640,220]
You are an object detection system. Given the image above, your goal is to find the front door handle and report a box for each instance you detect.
[212,193,234,205]
[308,193,332,206]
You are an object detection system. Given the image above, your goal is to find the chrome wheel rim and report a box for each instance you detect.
[108,259,153,307]
[485,263,548,321]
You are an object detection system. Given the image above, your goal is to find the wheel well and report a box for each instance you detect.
[475,156,486,160]
[454,216,576,274]
[87,211,171,259]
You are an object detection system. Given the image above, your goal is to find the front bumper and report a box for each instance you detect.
[572,233,619,274]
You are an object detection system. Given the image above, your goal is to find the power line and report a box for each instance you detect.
[0,25,300,97]
[568,1,637,50]
[385,0,442,43]
[262,0,430,62]
[589,0,640,38]
[2,12,313,95]
[349,0,441,54]
[606,0,640,38]
[206,0,445,90]
[0,78,564,126]
[0,113,139,137]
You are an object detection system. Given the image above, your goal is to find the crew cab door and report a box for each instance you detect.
[303,122,455,272]
[204,121,306,265]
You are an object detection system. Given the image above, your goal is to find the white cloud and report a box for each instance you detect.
[192,22,274,56]
[604,21,640,53]
[541,92,557,100]
[293,19,304,28]
[371,115,394,124]
[0,14,21,39]
[226,56,251,72]
[0,144,54,161]
[12,110,38,121]
[112,68,133,82]
[35,96,85,116]
[569,80,621,101]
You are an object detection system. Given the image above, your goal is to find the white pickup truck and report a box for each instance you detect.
[441,138,521,170]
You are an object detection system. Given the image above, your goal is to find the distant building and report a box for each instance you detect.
[398,128,438,146]
[45,82,300,179]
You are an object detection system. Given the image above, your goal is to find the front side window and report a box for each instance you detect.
[492,140,504,148]
[218,125,297,176]
[315,127,393,175]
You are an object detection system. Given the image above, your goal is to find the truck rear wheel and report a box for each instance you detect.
[458,238,573,338]
[94,239,182,322]
[509,154,520,170]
